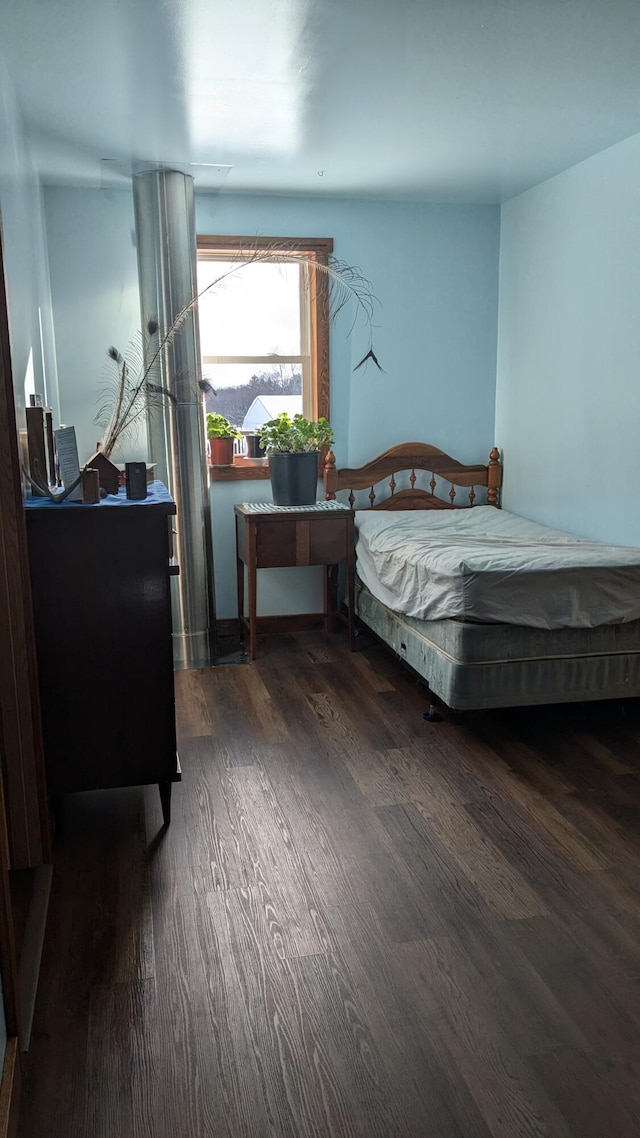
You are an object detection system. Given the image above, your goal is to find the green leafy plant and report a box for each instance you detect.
[259,413,334,454]
[206,412,241,440]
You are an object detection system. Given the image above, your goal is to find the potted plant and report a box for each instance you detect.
[259,413,334,505]
[206,412,241,466]
[243,432,263,459]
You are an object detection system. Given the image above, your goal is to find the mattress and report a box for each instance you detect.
[355,505,640,630]
[356,582,640,710]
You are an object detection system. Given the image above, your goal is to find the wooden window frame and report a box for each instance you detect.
[197,235,332,482]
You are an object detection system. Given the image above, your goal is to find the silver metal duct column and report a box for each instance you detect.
[132,168,216,669]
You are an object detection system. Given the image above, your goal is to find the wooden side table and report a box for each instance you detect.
[234,502,355,660]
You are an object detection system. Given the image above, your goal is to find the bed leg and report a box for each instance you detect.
[423,702,443,723]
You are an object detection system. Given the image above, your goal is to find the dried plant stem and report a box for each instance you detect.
[96,243,380,458]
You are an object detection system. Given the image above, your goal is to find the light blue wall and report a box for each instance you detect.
[43,186,500,616]
[44,186,140,462]
[197,193,500,616]
[196,194,500,467]
[0,56,59,427]
[496,131,640,544]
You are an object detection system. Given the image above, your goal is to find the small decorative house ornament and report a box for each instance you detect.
[85,451,120,496]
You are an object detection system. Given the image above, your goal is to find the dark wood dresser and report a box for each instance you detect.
[25,481,180,824]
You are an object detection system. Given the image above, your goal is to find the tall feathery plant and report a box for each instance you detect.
[95,245,381,458]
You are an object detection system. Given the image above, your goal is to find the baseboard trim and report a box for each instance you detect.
[253,613,325,633]
[0,1038,21,1138]
[217,614,325,637]
[216,618,241,637]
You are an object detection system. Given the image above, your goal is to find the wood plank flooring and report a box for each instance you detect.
[19,629,640,1137]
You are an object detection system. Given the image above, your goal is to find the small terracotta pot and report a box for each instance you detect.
[209,437,235,465]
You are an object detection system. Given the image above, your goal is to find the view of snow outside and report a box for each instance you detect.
[197,258,306,428]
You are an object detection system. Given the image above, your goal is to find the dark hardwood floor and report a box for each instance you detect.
[19,629,640,1137]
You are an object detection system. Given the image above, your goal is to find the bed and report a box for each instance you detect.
[323,442,640,711]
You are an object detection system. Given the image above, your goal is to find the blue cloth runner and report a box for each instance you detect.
[25,479,175,509]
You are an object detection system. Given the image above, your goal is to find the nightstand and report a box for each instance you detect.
[234,502,355,660]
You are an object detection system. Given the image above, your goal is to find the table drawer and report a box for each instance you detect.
[255,518,349,567]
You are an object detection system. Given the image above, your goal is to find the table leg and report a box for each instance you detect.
[347,548,356,650]
[236,553,244,625]
[324,564,339,632]
[248,548,258,661]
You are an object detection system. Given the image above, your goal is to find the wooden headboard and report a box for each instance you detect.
[323,442,502,510]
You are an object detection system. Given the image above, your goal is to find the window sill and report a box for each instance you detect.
[209,458,271,482]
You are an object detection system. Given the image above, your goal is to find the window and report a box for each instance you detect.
[196,235,332,474]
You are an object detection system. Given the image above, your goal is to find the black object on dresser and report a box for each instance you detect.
[25,481,180,825]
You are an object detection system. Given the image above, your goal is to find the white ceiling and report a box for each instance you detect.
[3,0,640,203]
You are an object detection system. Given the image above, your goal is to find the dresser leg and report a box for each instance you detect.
[158,781,172,826]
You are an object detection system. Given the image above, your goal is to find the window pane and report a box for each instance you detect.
[203,363,303,429]
[197,259,301,356]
